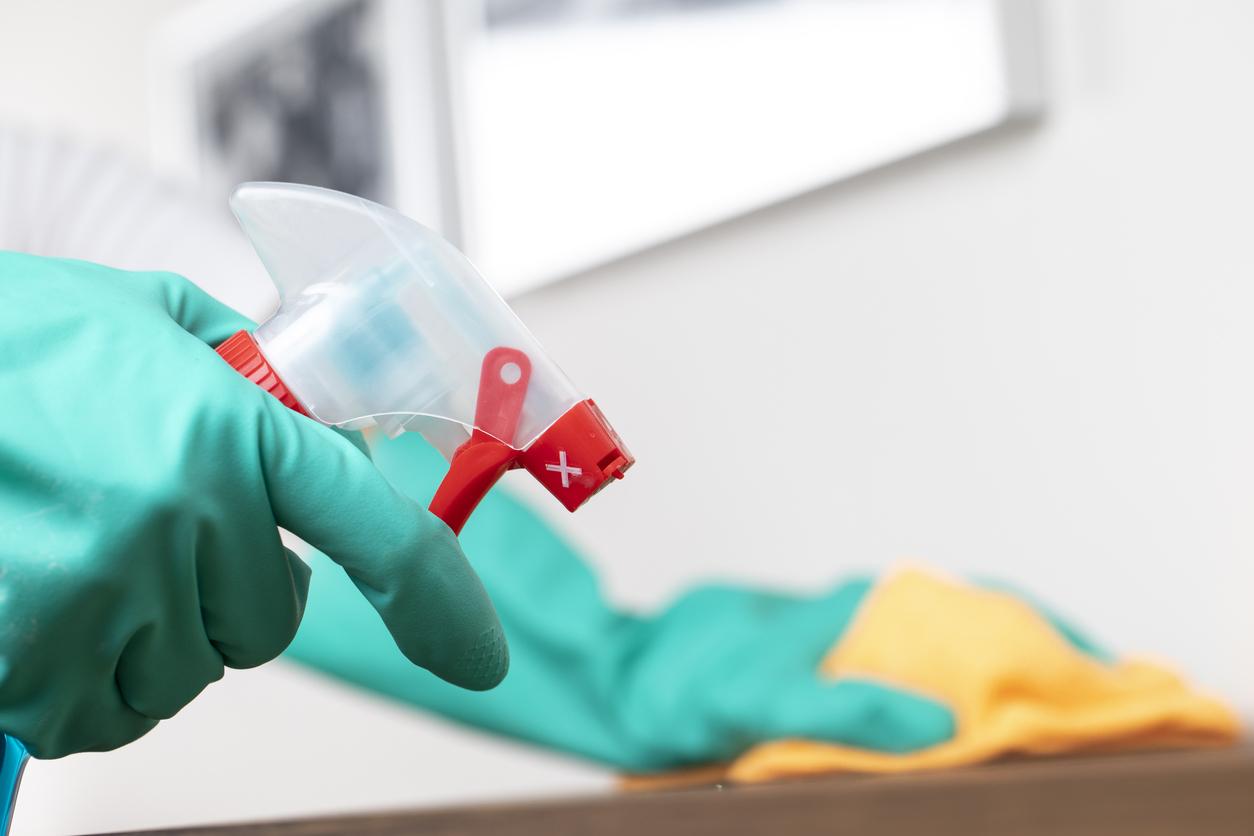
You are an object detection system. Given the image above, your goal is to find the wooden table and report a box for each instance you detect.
[113,747,1254,836]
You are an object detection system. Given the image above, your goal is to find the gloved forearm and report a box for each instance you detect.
[287,432,646,765]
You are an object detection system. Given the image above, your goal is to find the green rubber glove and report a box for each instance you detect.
[0,252,506,759]
[287,433,954,772]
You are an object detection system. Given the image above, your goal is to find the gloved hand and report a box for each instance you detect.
[0,252,506,759]
[591,580,954,766]
[288,433,953,771]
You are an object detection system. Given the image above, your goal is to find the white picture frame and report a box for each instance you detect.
[151,0,1043,297]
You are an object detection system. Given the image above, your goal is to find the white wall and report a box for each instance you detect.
[0,0,185,154]
[512,0,1254,709]
[3,1,1254,833]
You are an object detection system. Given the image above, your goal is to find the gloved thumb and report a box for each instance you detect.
[760,677,953,753]
[249,392,508,691]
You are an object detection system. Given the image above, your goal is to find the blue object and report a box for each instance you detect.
[0,735,28,836]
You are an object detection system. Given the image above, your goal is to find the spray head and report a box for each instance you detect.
[217,182,632,532]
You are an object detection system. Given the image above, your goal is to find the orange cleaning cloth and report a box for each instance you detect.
[631,567,1239,789]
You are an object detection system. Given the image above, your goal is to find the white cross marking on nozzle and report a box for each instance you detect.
[545,450,583,488]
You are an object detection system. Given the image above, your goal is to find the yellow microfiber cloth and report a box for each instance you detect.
[629,567,1239,789]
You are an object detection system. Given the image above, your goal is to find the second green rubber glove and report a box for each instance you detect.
[287,433,954,771]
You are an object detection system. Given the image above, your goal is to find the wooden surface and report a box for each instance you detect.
[114,747,1254,836]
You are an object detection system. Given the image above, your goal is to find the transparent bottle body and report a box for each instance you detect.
[234,182,583,457]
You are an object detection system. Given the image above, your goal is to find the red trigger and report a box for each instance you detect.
[427,347,531,534]
[473,347,532,444]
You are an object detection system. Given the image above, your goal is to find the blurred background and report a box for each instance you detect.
[3,0,1254,832]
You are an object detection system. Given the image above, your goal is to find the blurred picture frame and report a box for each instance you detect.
[150,0,461,244]
[151,0,1043,297]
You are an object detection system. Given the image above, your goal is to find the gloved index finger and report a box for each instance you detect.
[251,394,507,691]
